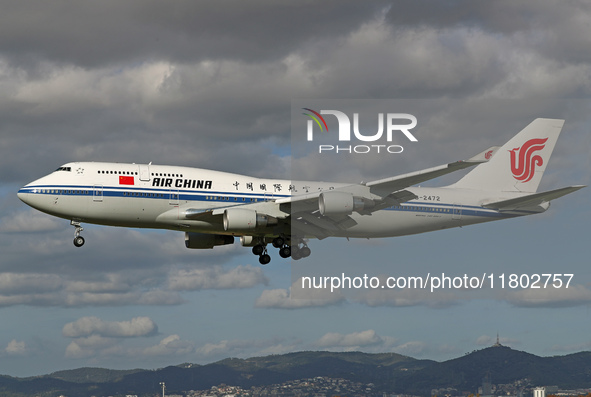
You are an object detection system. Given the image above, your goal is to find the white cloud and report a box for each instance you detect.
[62,316,157,338]
[255,277,346,309]
[64,333,195,360]
[0,210,63,233]
[62,290,183,307]
[503,284,591,308]
[312,329,409,355]
[196,340,237,357]
[64,341,90,359]
[255,288,345,309]
[62,318,196,360]
[316,330,383,349]
[195,337,302,360]
[141,335,195,357]
[64,335,116,359]
[0,273,63,295]
[394,341,428,357]
[65,273,133,294]
[5,340,27,356]
[353,278,461,308]
[168,265,268,290]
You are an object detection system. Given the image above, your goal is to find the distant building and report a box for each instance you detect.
[534,387,546,397]
[545,386,559,394]
[481,372,493,397]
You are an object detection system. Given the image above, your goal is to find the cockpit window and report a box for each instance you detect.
[55,166,72,172]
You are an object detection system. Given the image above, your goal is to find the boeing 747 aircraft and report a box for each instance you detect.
[18,118,584,264]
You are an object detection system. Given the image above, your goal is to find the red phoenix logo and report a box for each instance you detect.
[509,138,548,183]
[484,150,493,160]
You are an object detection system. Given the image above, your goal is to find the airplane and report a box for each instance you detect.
[17,118,584,265]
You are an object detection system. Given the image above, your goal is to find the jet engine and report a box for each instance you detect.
[185,232,234,249]
[223,208,276,231]
[318,191,369,216]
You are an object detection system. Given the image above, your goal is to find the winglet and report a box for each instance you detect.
[466,146,500,163]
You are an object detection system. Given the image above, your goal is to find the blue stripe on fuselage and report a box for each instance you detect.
[18,184,530,219]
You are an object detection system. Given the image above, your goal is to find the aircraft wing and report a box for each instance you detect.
[482,185,586,211]
[182,200,289,220]
[366,146,499,196]
[156,199,291,230]
[276,146,498,239]
[162,146,498,238]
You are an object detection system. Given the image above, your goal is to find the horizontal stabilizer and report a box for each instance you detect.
[483,185,585,210]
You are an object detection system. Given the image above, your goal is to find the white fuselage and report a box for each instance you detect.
[17,162,538,240]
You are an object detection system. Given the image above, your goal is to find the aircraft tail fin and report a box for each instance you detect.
[450,118,565,193]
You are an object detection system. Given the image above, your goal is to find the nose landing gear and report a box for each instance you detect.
[71,220,85,247]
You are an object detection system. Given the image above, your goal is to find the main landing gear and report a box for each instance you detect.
[251,236,311,265]
[71,220,85,247]
[252,243,271,265]
[291,243,311,261]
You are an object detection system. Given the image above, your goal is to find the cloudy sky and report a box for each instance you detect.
[1,0,591,377]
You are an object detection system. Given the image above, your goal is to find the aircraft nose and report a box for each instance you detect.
[17,187,30,204]
[17,181,38,205]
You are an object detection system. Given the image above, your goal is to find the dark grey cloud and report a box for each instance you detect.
[3,1,591,186]
[385,0,570,34]
[0,217,266,308]
[385,1,591,63]
[0,0,386,68]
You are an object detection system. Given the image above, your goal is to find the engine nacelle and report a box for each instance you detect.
[319,191,368,216]
[240,236,277,246]
[223,208,276,231]
[185,232,234,249]
[240,236,257,246]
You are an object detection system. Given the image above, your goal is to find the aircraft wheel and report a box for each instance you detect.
[252,245,265,256]
[73,236,85,247]
[300,246,311,258]
[279,246,291,258]
[259,254,271,265]
[272,237,284,248]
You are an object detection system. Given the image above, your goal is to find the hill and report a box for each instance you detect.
[0,347,590,396]
[395,346,591,394]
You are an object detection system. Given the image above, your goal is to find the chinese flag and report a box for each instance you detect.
[119,176,135,185]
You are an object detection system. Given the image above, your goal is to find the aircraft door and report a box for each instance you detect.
[452,204,462,220]
[139,164,150,182]
[169,190,179,206]
[93,185,103,202]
